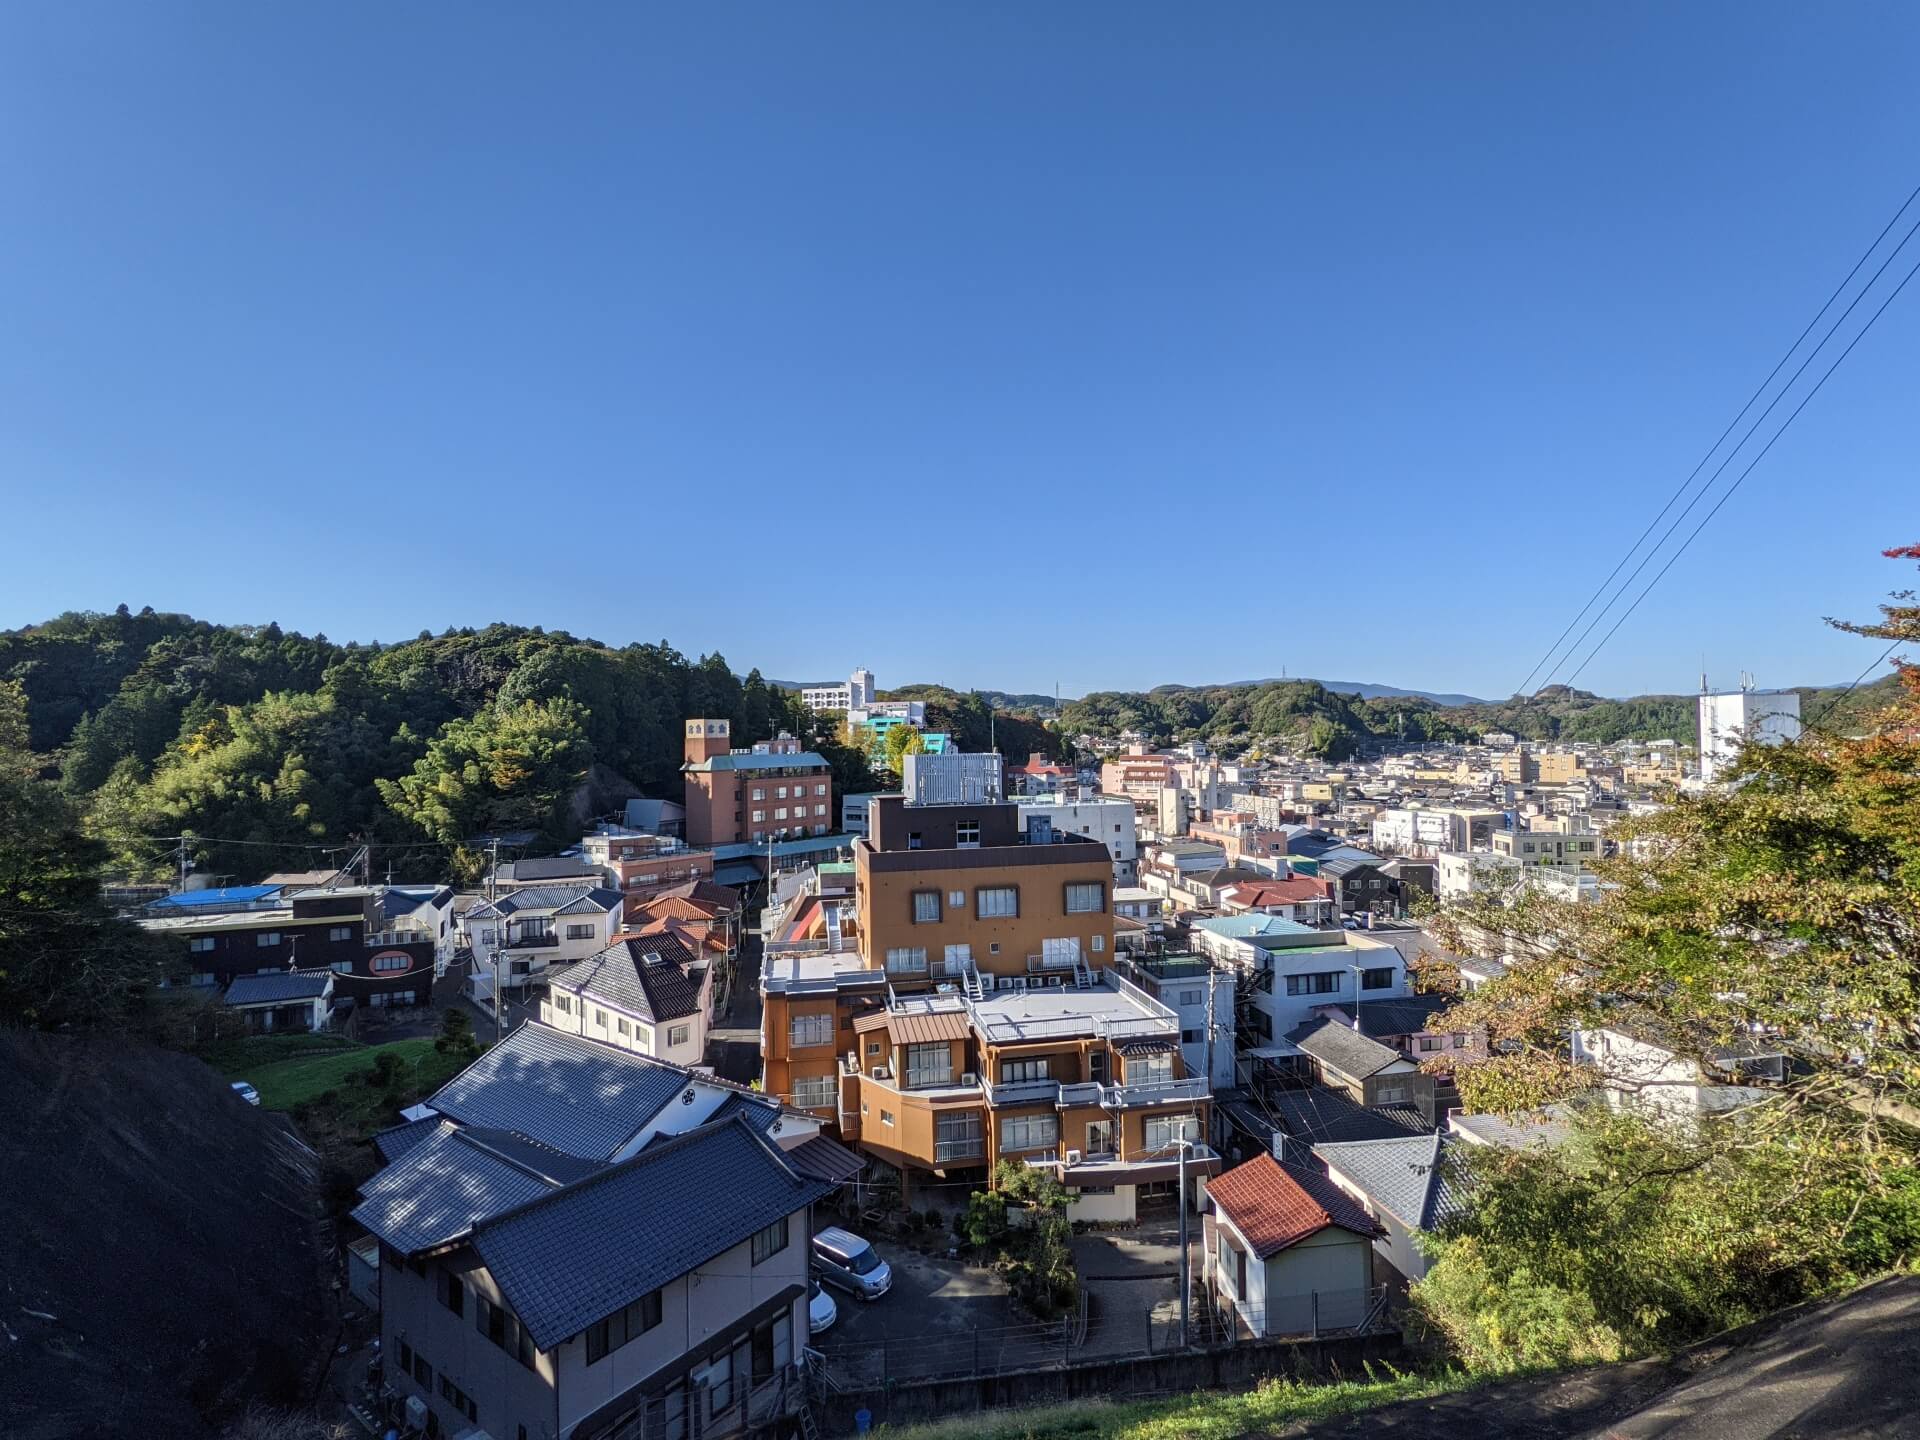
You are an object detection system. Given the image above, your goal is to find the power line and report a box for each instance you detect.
[1562,248,1920,687]
[1546,205,1920,691]
[1804,639,1904,731]
[1511,181,1920,698]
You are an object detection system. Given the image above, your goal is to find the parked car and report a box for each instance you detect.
[812,1226,891,1300]
[807,1276,838,1335]
[230,1081,261,1106]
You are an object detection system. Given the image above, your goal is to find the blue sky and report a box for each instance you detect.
[3,4,1916,701]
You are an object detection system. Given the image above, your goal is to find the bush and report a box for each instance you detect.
[367,1051,406,1088]
[962,1189,1009,1249]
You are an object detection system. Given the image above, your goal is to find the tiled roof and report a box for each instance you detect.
[466,886,622,919]
[427,1023,691,1159]
[1206,1153,1383,1259]
[1314,1133,1467,1231]
[1321,993,1455,1040]
[372,1115,442,1163]
[350,1122,565,1254]
[781,1134,867,1184]
[500,857,609,882]
[1288,1017,1408,1081]
[470,1116,840,1351]
[546,937,704,1024]
[223,970,332,1006]
[1265,1088,1435,1145]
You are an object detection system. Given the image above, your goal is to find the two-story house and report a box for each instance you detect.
[354,1023,861,1440]
[462,886,625,997]
[539,933,712,1068]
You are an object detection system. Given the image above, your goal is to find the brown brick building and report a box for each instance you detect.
[681,719,834,848]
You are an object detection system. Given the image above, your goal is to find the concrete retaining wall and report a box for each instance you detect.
[819,1330,1404,1434]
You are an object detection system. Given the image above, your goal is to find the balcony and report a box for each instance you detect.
[1026,951,1080,973]
[981,1074,1062,1108]
[502,931,560,950]
[1100,1076,1211,1109]
[364,929,433,948]
[934,1138,985,1164]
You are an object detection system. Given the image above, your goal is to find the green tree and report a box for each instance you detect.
[882,722,926,775]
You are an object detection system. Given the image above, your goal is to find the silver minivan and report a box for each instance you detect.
[812,1226,891,1300]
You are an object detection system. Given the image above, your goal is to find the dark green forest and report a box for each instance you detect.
[1,609,894,885]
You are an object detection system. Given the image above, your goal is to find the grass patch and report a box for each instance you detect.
[247,1037,466,1114]
[205,1032,362,1077]
[874,1370,1472,1440]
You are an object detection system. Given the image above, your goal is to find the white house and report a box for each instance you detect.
[1191,918,1410,1053]
[222,969,334,1033]
[540,934,713,1068]
[1572,1023,1784,1121]
[462,885,625,997]
[1205,1153,1383,1336]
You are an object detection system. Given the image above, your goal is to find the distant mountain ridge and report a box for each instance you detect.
[1157,677,1490,707]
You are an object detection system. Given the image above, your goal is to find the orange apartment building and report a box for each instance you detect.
[759,791,1220,1219]
[681,718,834,848]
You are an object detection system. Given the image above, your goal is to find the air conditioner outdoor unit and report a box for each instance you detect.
[404,1397,429,1432]
[961,1072,977,1086]
[1066,1148,1082,1164]
[871,1067,887,1080]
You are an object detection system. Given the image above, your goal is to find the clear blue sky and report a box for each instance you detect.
[3,4,1916,701]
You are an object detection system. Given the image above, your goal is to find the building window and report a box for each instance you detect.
[1182,1028,1202,1044]
[814,804,827,817]
[1064,882,1105,914]
[616,1018,630,1037]
[1178,988,1204,1007]
[1091,934,1104,953]
[776,786,788,799]
[1285,972,1341,996]
[328,926,353,942]
[907,832,923,850]
[412,1351,432,1390]
[956,821,980,847]
[789,1013,834,1048]
[566,923,594,940]
[594,1008,609,1027]
[775,807,788,821]
[751,788,765,801]
[881,1109,895,1126]
[255,932,281,947]
[1418,1036,1443,1052]
[751,1215,789,1265]
[519,917,553,938]
[1130,1052,1174,1085]
[553,993,572,1013]
[943,943,971,972]
[976,887,1018,919]
[1452,1032,1470,1048]
[1360,967,1396,990]
[948,891,966,907]
[1000,1114,1057,1152]
[189,936,216,953]
[668,1024,690,1048]
[752,810,766,823]
[790,1074,835,1108]
[438,1267,464,1317]
[904,1043,952,1089]
[586,1289,663,1364]
[371,953,411,973]
[912,891,941,924]
[815,783,828,796]
[1144,1114,1199,1152]
[936,1110,983,1160]
[1001,1058,1050,1083]
[884,947,927,975]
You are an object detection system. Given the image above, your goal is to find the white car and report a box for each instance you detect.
[807,1277,838,1335]
[230,1081,261,1106]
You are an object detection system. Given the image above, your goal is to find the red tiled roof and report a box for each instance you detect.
[1206,1153,1382,1258]
[1222,876,1330,907]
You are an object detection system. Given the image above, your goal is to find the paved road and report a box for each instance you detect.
[1072,1216,1192,1357]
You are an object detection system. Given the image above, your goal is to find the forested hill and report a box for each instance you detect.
[0,608,884,884]
[1060,674,1904,757]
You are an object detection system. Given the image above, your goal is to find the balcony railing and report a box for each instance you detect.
[1100,1076,1211,1108]
[503,931,560,949]
[981,1074,1061,1108]
[364,929,434,948]
[934,1138,984,1163]
[1026,952,1080,973]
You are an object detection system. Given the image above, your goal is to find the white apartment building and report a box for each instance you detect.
[800,667,877,713]
[1490,826,1600,870]
[1014,793,1139,883]
[1435,850,1523,902]
[1191,917,1411,1052]
[1697,685,1801,784]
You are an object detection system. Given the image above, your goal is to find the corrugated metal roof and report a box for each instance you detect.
[889,1010,971,1046]
[683,751,830,773]
[427,1024,690,1159]
[146,884,282,910]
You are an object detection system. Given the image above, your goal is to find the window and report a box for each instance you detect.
[936,1110,983,1160]
[189,936,216,954]
[907,831,924,850]
[553,993,572,1013]
[1131,1052,1174,1086]
[477,1294,508,1348]
[1145,1114,1199,1151]
[1376,1082,1409,1104]
[977,887,1018,919]
[789,1013,833,1048]
[1001,1057,1051,1083]
[329,960,353,974]
[912,891,941,924]
[256,932,281,947]
[751,1215,789,1265]
[616,1018,630,1038]
[412,1351,432,1390]
[1360,967,1396,990]
[1285,972,1341,996]
[775,807,788,820]
[1178,988,1204,1007]
[585,1288,662,1363]
[956,821,980,847]
[1225,1238,1248,1298]
[948,891,966,908]
[790,1074,835,1108]
[371,952,411,973]
[1452,1032,1470,1048]
[1418,1036,1443,1052]
[1091,934,1104,953]
[881,1109,895,1126]
[328,926,353,942]
[594,1008,609,1027]
[904,1043,952,1089]
[776,786,788,799]
[751,788,765,801]
[566,924,594,940]
[752,810,766,823]
[438,1267,464,1317]
[1000,1114,1057,1152]
[943,943,971,971]
[668,1024,690,1048]
[1065,882,1105,914]
[398,1339,413,1373]
[884,947,927,975]
[519,917,553,938]
[815,783,828,796]
[438,1375,478,1423]
[814,804,827,817]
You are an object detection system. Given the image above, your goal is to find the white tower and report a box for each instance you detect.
[1696,678,1801,784]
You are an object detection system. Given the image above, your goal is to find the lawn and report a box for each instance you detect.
[874,1371,1472,1440]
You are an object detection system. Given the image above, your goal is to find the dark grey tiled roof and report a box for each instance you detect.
[1265,1087,1435,1145]
[1323,993,1455,1040]
[501,858,610,883]
[548,937,703,1024]
[427,1023,691,1159]
[351,1122,562,1254]
[1288,1017,1407,1080]
[223,971,332,1006]
[468,886,622,919]
[471,1116,838,1351]
[373,1115,442,1163]
[780,1134,867,1184]
[1314,1133,1467,1231]
[702,1092,787,1135]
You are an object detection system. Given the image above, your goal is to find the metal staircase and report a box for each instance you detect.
[824,901,845,953]
[1072,957,1094,989]
[962,959,986,1000]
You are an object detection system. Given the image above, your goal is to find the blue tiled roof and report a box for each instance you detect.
[471,1116,838,1351]
[373,1115,442,1164]
[426,1024,692,1160]
[1314,1133,1467,1231]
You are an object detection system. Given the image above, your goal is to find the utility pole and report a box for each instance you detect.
[487,836,502,1042]
[1177,1137,1191,1348]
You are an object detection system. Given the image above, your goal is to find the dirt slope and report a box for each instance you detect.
[0,1030,332,1439]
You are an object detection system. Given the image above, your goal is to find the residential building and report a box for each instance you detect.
[142,881,453,1008]
[1697,684,1801,784]
[1572,1023,1785,1120]
[800,667,877,713]
[579,829,717,923]
[1368,807,1505,858]
[1192,917,1412,1062]
[222,969,335,1033]
[491,856,612,892]
[1004,752,1074,794]
[462,886,625,997]
[1204,1153,1383,1337]
[1216,874,1337,926]
[1117,951,1237,1090]
[1099,751,1178,804]
[1013,793,1138,883]
[540,933,713,1067]
[354,1023,859,1440]
[839,791,895,839]
[1315,848,1398,916]
[682,720,834,848]
[1490,825,1600,870]
[1315,1133,1465,1285]
[1434,849,1523,901]
[1285,1017,1431,1111]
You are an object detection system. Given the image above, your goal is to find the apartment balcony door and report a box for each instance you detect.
[1089,1050,1109,1085]
[1086,1119,1115,1156]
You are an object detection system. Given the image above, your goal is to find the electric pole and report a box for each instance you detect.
[487,836,502,1042]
